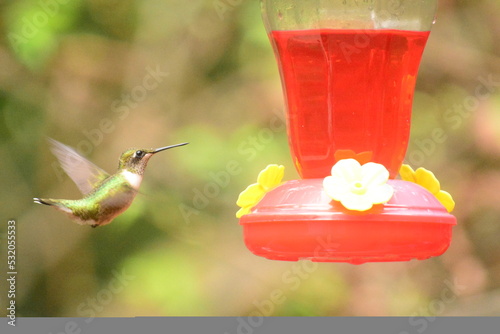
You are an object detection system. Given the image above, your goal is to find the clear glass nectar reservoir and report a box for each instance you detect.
[262,0,437,178]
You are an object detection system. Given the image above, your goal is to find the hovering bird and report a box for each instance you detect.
[34,138,188,228]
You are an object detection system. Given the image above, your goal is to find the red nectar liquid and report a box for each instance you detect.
[271,29,430,178]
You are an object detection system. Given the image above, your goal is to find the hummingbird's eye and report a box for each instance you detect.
[134,150,145,158]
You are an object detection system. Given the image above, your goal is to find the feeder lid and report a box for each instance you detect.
[241,179,456,225]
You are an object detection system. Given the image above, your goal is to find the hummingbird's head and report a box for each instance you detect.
[119,143,188,175]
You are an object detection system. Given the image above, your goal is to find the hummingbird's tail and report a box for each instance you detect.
[34,198,54,206]
[33,197,78,219]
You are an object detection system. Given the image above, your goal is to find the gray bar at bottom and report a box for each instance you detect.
[1,317,499,334]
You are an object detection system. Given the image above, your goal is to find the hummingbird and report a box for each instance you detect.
[34,138,188,228]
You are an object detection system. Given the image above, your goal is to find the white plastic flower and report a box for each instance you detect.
[323,159,394,211]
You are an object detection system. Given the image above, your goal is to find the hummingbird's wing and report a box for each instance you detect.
[49,138,110,195]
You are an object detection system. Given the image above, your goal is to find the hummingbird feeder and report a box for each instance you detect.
[236,0,457,264]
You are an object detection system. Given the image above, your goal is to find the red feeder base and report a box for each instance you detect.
[239,179,456,264]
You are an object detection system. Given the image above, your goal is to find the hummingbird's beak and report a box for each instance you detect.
[153,142,189,154]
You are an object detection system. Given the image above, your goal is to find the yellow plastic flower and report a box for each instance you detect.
[236,164,285,218]
[399,164,455,212]
[323,159,394,212]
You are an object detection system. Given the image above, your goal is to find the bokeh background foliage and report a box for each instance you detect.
[1,0,500,317]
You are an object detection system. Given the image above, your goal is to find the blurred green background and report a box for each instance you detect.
[1,0,500,318]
